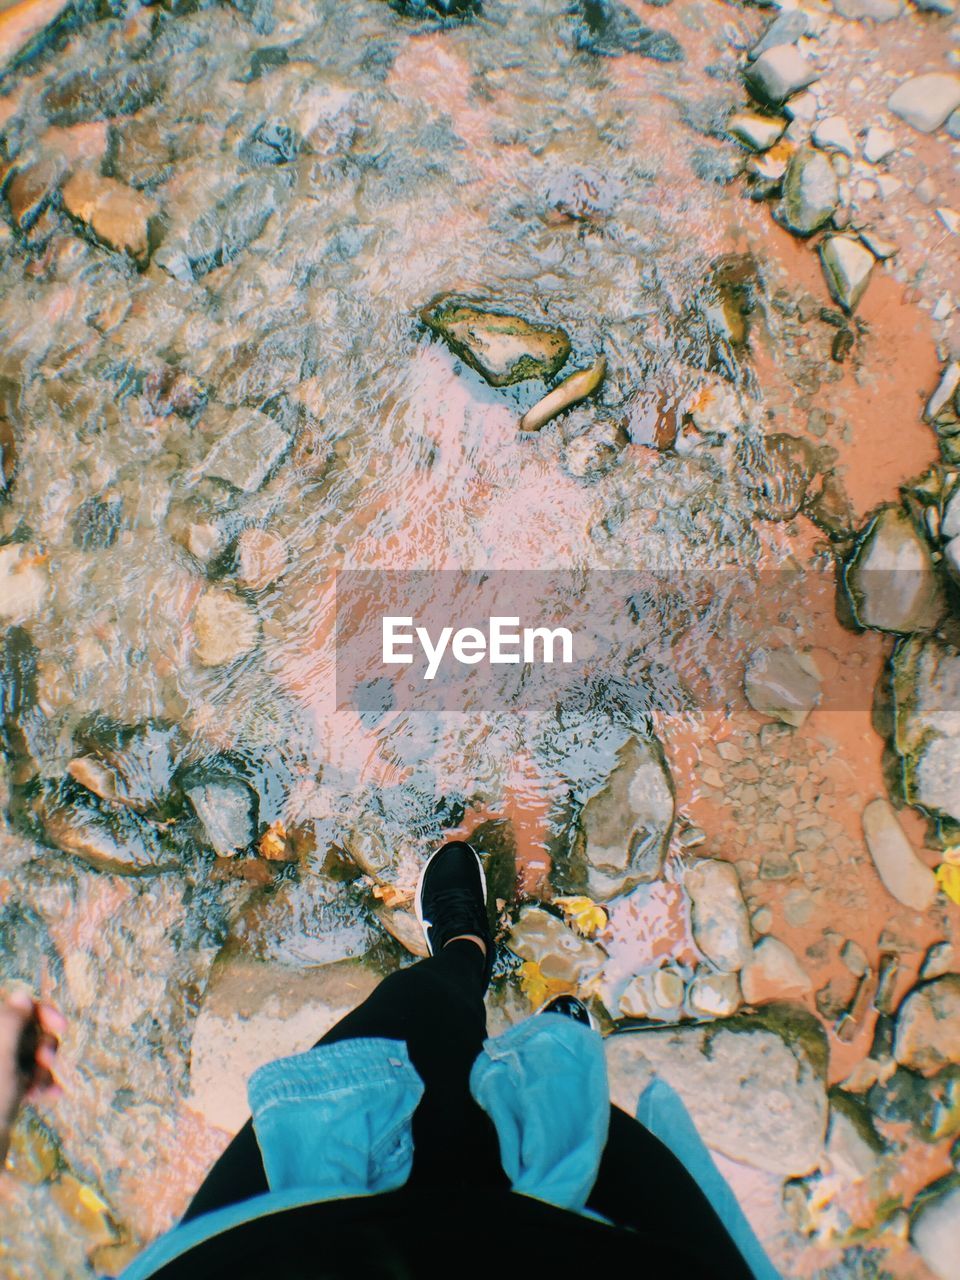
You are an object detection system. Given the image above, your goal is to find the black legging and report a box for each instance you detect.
[182,943,752,1277]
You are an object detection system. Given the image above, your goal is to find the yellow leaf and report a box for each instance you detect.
[372,883,412,909]
[77,1184,110,1215]
[941,845,960,867]
[517,960,576,1008]
[554,895,609,938]
[258,820,291,861]
[935,861,960,906]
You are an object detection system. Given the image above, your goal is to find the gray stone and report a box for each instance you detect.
[922,942,957,981]
[741,937,812,1003]
[825,1096,885,1182]
[948,109,960,140]
[912,1177,960,1280]
[684,858,753,973]
[687,968,741,1017]
[572,736,675,900]
[727,111,786,152]
[841,940,869,977]
[186,779,255,856]
[893,637,960,825]
[833,0,902,18]
[926,362,960,425]
[744,646,821,727]
[812,116,855,157]
[605,1012,828,1175]
[744,46,818,108]
[820,236,874,312]
[862,798,937,912]
[749,11,810,60]
[888,74,960,134]
[190,955,383,1131]
[197,406,291,494]
[913,0,955,9]
[619,966,685,1020]
[782,147,840,235]
[506,906,607,985]
[192,588,260,667]
[863,126,896,164]
[844,507,943,633]
[894,977,960,1077]
[944,486,960,540]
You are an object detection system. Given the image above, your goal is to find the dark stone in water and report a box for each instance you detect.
[868,1066,960,1143]
[421,295,571,387]
[71,716,181,816]
[572,0,684,61]
[42,65,166,127]
[738,432,820,521]
[468,817,518,909]
[353,676,396,728]
[106,119,176,191]
[241,47,292,82]
[690,145,743,186]
[0,417,17,498]
[29,779,177,874]
[240,120,301,167]
[386,0,479,16]
[72,497,123,550]
[0,901,63,987]
[0,626,37,721]
[142,366,206,419]
[155,174,281,280]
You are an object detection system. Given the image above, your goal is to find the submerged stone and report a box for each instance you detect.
[869,1066,960,1143]
[0,545,47,622]
[186,778,256,857]
[506,905,606,984]
[571,0,684,61]
[894,977,960,1077]
[42,64,165,127]
[844,506,943,634]
[781,147,839,235]
[197,405,292,494]
[70,716,180,816]
[31,780,174,874]
[911,1176,960,1280]
[688,969,741,1017]
[684,858,753,973]
[744,46,818,107]
[61,169,158,266]
[738,432,818,520]
[744,647,821,727]
[420,296,571,387]
[727,111,785,152]
[571,735,675,900]
[741,937,812,1004]
[192,588,260,667]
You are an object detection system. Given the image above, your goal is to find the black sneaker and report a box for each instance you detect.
[415,841,494,991]
[538,995,596,1030]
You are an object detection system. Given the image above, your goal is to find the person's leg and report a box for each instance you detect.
[587,1105,754,1278]
[182,939,504,1221]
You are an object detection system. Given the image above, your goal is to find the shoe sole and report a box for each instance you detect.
[536,1002,599,1032]
[414,840,488,957]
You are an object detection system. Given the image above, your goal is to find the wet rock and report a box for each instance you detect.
[888,74,960,134]
[893,637,960,825]
[749,10,810,59]
[922,942,957,981]
[374,905,429,957]
[926,362,960,425]
[50,1171,118,1250]
[106,118,176,190]
[862,798,937,912]
[571,736,674,900]
[844,507,943,633]
[912,1176,960,1280]
[812,116,855,158]
[684,858,753,973]
[30,780,174,874]
[619,966,685,1020]
[571,0,684,62]
[863,126,896,164]
[781,147,839,236]
[468,816,518,908]
[420,296,571,387]
[744,47,818,108]
[543,166,621,223]
[561,418,626,478]
[155,175,279,281]
[0,417,16,500]
[687,968,741,1017]
[745,647,821,728]
[820,236,874,313]
[192,588,259,667]
[605,1010,828,1175]
[197,405,291,494]
[6,1107,62,1185]
[738,431,818,520]
[690,146,742,186]
[5,154,66,231]
[0,545,47,622]
[240,119,301,167]
[727,111,785,152]
[841,940,869,977]
[803,470,855,541]
[825,1094,885,1182]
[0,0,70,71]
[42,64,165,127]
[143,366,206,419]
[506,905,606,984]
[61,169,158,266]
[236,528,287,590]
[186,778,256,857]
[71,496,122,550]
[190,954,383,1131]
[894,977,960,1077]
[741,937,813,1004]
[70,717,179,816]
[869,1066,960,1142]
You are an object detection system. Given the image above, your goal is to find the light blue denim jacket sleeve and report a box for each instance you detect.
[123,1021,779,1280]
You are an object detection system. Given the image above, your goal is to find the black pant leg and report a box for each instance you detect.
[587,1105,755,1279]
[182,942,502,1221]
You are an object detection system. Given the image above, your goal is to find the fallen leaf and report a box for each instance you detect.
[554,895,609,938]
[372,883,413,909]
[518,960,576,1008]
[258,820,289,861]
[936,860,960,906]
